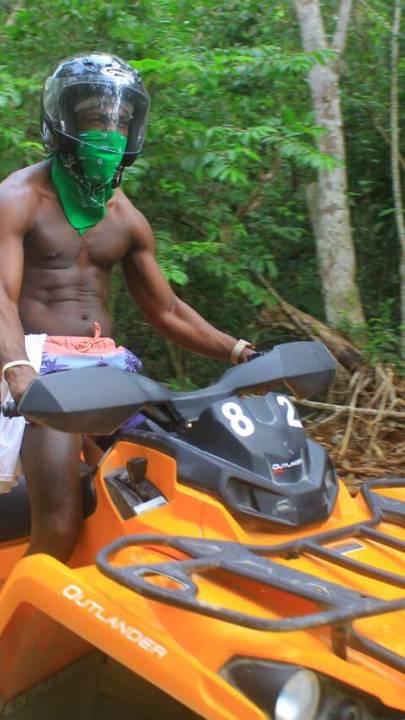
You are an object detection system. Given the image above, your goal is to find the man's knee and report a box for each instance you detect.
[27,475,84,561]
[28,505,83,562]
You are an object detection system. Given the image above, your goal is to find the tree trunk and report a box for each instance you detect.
[5,2,23,25]
[390,0,405,358]
[294,0,365,329]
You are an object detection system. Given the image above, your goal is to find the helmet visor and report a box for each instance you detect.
[43,75,149,155]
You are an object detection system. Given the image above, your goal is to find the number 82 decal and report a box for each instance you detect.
[221,396,302,437]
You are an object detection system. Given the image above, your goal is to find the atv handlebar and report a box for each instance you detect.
[5,342,337,435]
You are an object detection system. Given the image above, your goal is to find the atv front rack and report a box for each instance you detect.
[97,479,405,673]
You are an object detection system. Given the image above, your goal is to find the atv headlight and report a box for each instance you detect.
[274,668,320,720]
[221,657,403,720]
[221,658,321,719]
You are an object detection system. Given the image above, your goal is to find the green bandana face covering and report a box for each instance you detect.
[51,130,127,236]
[76,130,127,184]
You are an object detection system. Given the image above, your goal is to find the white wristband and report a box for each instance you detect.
[2,360,36,382]
[230,339,254,365]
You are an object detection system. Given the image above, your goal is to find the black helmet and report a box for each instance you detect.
[41,53,149,167]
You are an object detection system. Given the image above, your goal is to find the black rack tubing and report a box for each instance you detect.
[97,478,405,671]
[360,526,405,552]
[348,628,405,675]
[97,554,405,633]
[303,543,405,589]
[245,518,380,557]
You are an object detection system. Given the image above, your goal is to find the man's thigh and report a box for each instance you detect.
[20,424,82,516]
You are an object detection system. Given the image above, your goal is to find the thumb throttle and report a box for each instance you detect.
[1,402,20,417]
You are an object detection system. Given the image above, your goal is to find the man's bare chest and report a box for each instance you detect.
[24,193,131,271]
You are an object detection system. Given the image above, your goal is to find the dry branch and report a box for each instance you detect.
[257,276,364,371]
[292,397,405,420]
[339,369,365,457]
[256,281,404,482]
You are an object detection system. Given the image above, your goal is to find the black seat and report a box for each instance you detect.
[0,463,97,543]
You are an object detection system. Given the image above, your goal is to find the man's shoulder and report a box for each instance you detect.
[113,188,154,245]
[113,188,145,219]
[0,160,53,233]
[0,160,52,208]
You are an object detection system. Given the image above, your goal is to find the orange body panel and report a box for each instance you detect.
[0,440,404,718]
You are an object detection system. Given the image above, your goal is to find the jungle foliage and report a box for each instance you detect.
[0,0,403,385]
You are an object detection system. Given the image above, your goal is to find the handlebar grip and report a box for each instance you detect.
[1,401,20,418]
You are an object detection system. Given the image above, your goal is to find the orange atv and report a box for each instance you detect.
[0,341,404,720]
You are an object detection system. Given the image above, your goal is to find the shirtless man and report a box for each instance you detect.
[0,53,255,562]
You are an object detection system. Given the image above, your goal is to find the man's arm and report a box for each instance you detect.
[0,179,38,401]
[121,207,254,363]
